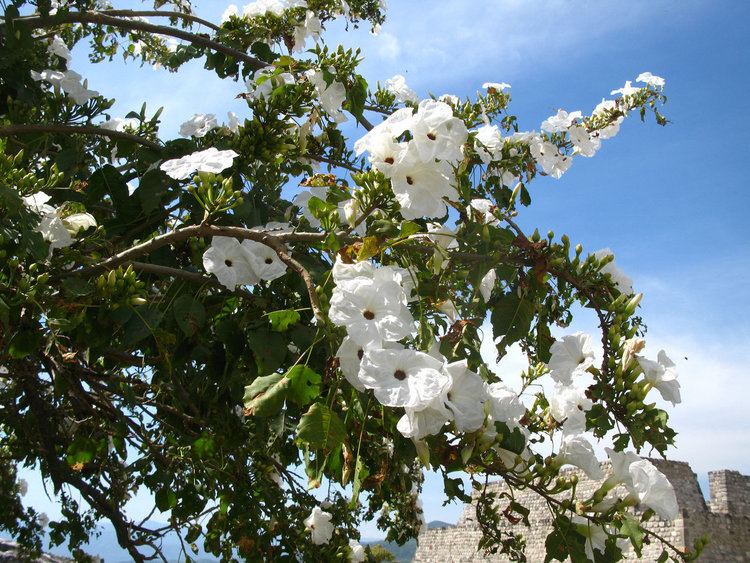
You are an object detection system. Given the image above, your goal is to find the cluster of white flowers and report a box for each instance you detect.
[30,37,99,105]
[354,99,468,219]
[545,329,681,527]
[383,74,418,104]
[330,258,528,450]
[160,147,239,180]
[22,192,97,252]
[202,233,288,290]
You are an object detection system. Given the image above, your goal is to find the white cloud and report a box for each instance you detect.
[375,31,401,60]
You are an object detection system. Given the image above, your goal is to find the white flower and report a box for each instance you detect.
[31,69,99,105]
[329,277,413,346]
[637,350,681,405]
[568,125,601,157]
[592,99,624,139]
[353,107,413,156]
[479,269,496,301]
[220,4,239,21]
[336,336,368,391]
[38,513,50,529]
[529,139,572,179]
[482,82,510,93]
[548,332,595,385]
[63,212,97,234]
[474,124,503,164]
[202,237,259,290]
[397,394,452,439]
[426,222,458,252]
[247,67,296,100]
[349,539,366,562]
[383,74,418,103]
[359,348,448,409]
[636,72,665,88]
[306,69,347,123]
[241,240,287,281]
[178,114,218,138]
[485,381,525,430]
[22,191,55,215]
[541,109,582,133]
[436,300,458,323]
[467,198,499,226]
[444,360,487,433]
[390,145,456,219]
[407,99,468,163]
[611,80,641,97]
[606,448,642,483]
[39,214,73,250]
[364,133,407,178]
[160,148,239,180]
[593,248,634,295]
[293,11,322,52]
[17,479,28,497]
[628,459,679,520]
[304,506,334,545]
[292,186,327,228]
[227,111,240,133]
[100,117,139,132]
[622,337,646,368]
[332,256,375,283]
[558,434,604,479]
[438,94,460,106]
[244,0,307,17]
[47,36,71,63]
[572,515,608,561]
[549,384,592,435]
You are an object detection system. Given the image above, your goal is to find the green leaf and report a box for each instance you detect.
[491,290,535,354]
[122,307,163,346]
[8,331,42,359]
[192,435,215,458]
[357,236,381,261]
[285,365,321,406]
[135,168,171,214]
[243,373,288,417]
[155,488,178,511]
[247,330,287,374]
[61,277,93,297]
[346,75,369,120]
[268,309,301,332]
[620,516,644,556]
[544,516,586,562]
[173,295,206,336]
[296,403,346,451]
[399,220,422,238]
[348,455,370,508]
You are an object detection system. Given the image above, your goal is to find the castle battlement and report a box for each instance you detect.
[414,461,750,562]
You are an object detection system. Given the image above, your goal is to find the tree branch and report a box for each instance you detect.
[12,11,265,73]
[0,123,161,151]
[97,9,221,32]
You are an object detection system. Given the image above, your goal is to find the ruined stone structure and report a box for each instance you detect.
[413,461,750,562]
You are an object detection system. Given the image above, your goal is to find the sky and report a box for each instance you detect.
[17,0,750,550]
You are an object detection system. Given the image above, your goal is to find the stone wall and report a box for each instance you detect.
[413,461,750,562]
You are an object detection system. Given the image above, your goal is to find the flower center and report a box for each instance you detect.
[265,257,273,265]
[385,156,395,165]
[393,369,407,381]
[406,176,414,185]
[362,310,375,320]
[427,132,437,141]
[225,259,233,267]
[357,349,364,360]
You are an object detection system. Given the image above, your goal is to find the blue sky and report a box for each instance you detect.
[19,0,750,549]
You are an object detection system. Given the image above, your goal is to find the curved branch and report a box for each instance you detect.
[75,225,329,321]
[13,11,265,72]
[0,123,161,151]
[97,9,221,32]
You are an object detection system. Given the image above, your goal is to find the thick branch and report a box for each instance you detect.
[13,11,265,72]
[0,123,161,151]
